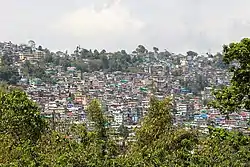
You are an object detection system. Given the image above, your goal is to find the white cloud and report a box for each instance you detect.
[53,0,144,41]
[3,0,250,53]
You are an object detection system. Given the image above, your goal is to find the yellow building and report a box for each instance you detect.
[19,50,45,62]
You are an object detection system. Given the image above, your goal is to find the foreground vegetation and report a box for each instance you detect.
[0,39,250,166]
[0,88,249,167]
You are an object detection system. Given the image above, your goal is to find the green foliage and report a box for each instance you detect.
[0,89,46,143]
[36,46,144,74]
[118,124,129,140]
[136,45,148,54]
[122,128,198,167]
[21,60,47,80]
[86,99,116,163]
[0,95,119,167]
[71,60,89,72]
[0,64,20,85]
[87,99,107,140]
[1,77,250,166]
[3,39,250,166]
[136,97,173,147]
[123,97,199,166]
[118,124,129,153]
[187,50,198,57]
[211,38,250,114]
[191,127,250,167]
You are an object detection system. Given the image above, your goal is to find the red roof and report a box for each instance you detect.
[240,112,248,117]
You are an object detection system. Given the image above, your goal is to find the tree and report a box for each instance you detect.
[100,49,106,54]
[118,124,129,153]
[153,47,159,53]
[43,53,53,63]
[211,38,250,114]
[0,89,46,143]
[0,65,20,85]
[1,53,13,66]
[71,60,89,72]
[59,57,71,71]
[28,40,36,51]
[191,127,250,167]
[38,45,43,51]
[93,49,100,59]
[136,45,147,54]
[87,99,107,139]
[214,52,229,69]
[89,59,102,71]
[86,99,108,157]
[74,45,81,56]
[101,55,109,70]
[187,50,198,57]
[21,60,47,81]
[136,97,173,148]
[120,97,198,166]
[86,99,120,166]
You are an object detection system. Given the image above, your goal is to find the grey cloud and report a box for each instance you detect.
[1,0,250,54]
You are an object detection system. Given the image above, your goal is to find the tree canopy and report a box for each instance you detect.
[0,89,46,143]
[211,38,250,114]
[0,88,250,166]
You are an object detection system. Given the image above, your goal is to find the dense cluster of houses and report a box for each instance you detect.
[1,41,249,136]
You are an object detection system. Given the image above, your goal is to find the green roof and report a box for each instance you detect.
[41,115,53,119]
[67,97,73,101]
[201,109,207,113]
[140,87,148,91]
[121,80,128,83]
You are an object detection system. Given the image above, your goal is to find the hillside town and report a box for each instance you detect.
[1,41,250,137]
[2,0,250,165]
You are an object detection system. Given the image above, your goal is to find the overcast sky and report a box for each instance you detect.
[1,0,250,54]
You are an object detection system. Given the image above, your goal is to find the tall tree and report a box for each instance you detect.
[87,99,107,138]
[86,99,108,158]
[28,40,36,50]
[121,97,198,166]
[101,55,109,70]
[187,50,198,57]
[118,124,129,153]
[136,97,173,148]
[153,47,159,53]
[211,38,250,114]
[136,45,147,54]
